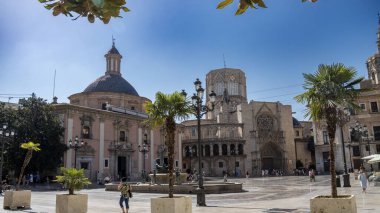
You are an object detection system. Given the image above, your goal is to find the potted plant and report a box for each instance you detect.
[55,167,91,213]
[145,91,193,213]
[295,63,363,213]
[3,141,41,210]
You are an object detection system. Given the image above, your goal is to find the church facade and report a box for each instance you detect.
[180,68,297,177]
[53,42,175,182]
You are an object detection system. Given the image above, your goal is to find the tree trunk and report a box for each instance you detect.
[166,118,176,198]
[326,108,338,198]
[17,150,33,190]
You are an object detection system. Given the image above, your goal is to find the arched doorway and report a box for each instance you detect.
[260,142,283,170]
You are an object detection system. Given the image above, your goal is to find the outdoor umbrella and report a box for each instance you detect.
[368,155,380,164]
[361,154,380,160]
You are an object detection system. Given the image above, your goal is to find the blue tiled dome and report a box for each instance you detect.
[83,74,139,96]
[293,117,301,127]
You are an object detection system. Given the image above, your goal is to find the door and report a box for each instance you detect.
[262,158,274,170]
[118,156,127,179]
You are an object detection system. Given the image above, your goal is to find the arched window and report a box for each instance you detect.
[192,145,198,157]
[213,144,219,156]
[82,126,90,139]
[230,144,236,155]
[119,131,126,141]
[215,82,224,96]
[205,145,210,156]
[238,144,244,155]
[184,146,190,157]
[222,144,228,156]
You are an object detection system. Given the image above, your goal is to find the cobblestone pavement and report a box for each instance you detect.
[0,174,379,212]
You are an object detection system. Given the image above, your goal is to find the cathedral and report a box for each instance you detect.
[180,68,297,177]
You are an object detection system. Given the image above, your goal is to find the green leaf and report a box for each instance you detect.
[122,7,130,12]
[253,0,267,8]
[235,1,248,15]
[217,0,234,9]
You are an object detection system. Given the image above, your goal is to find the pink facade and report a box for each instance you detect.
[53,43,182,182]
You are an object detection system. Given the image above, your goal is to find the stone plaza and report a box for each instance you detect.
[0,175,379,213]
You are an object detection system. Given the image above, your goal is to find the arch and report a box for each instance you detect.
[222,144,228,156]
[260,142,283,170]
[213,144,219,156]
[230,144,236,155]
[205,145,211,156]
[184,146,190,157]
[192,145,197,157]
[238,144,244,155]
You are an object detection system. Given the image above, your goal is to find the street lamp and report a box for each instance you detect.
[346,139,354,173]
[231,148,237,177]
[68,136,84,169]
[337,108,350,187]
[181,78,216,206]
[0,123,15,182]
[350,121,373,171]
[138,133,150,182]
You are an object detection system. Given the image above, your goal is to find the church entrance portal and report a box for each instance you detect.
[260,143,283,170]
[118,156,126,179]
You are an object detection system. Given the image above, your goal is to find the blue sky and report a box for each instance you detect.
[0,0,379,121]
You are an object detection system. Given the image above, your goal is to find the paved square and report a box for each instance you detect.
[0,175,379,212]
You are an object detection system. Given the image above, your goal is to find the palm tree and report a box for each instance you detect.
[55,167,91,195]
[295,63,363,198]
[17,141,41,190]
[144,91,192,198]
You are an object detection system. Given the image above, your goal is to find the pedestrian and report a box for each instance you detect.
[309,169,315,182]
[246,171,249,179]
[223,171,228,183]
[118,178,131,213]
[29,174,34,186]
[358,166,368,193]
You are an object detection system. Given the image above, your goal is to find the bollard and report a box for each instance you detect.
[336,176,341,187]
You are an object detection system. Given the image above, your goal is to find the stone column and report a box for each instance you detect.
[99,118,105,175]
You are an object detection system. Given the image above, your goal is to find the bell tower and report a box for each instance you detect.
[105,38,122,76]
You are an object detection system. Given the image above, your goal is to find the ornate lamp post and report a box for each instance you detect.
[0,123,15,182]
[138,133,150,182]
[351,121,373,171]
[346,140,354,173]
[337,108,350,187]
[181,78,216,206]
[68,136,84,169]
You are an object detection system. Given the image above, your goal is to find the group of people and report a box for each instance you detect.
[261,169,284,177]
[112,165,372,213]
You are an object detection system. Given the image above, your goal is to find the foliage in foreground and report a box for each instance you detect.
[39,0,317,24]
[294,63,363,197]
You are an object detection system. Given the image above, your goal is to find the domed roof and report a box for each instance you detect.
[108,45,120,55]
[83,74,139,96]
[293,117,301,127]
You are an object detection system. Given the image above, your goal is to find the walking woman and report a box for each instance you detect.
[358,166,368,193]
[118,179,132,213]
